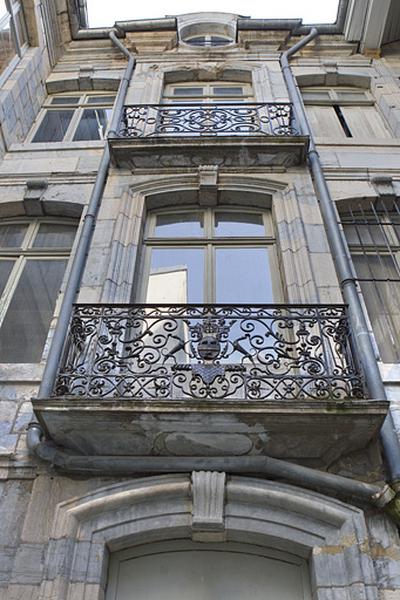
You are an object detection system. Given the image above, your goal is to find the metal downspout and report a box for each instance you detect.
[26,422,400,523]
[280,29,400,485]
[33,32,135,400]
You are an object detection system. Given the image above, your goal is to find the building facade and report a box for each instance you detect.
[2,0,400,598]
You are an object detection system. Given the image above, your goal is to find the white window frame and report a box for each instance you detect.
[28,92,116,143]
[137,206,282,304]
[163,82,253,103]
[0,217,77,363]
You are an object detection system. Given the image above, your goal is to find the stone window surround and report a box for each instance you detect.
[90,175,338,305]
[35,474,381,599]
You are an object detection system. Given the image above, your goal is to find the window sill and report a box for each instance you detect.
[9,140,106,152]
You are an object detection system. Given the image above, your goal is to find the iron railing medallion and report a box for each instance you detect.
[54,304,365,402]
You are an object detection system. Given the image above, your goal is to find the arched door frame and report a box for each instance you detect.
[39,473,379,599]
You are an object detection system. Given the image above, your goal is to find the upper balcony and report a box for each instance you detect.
[108,103,309,169]
[33,303,388,465]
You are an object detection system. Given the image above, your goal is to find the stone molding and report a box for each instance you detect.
[37,474,378,600]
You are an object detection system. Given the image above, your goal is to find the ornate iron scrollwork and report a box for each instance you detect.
[118,103,298,138]
[54,304,365,402]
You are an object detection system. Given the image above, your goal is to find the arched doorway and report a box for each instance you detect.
[106,540,311,600]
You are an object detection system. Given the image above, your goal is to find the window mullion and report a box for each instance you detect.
[206,243,214,303]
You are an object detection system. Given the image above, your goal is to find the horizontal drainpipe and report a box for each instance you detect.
[280,29,400,486]
[34,32,135,400]
[26,422,400,524]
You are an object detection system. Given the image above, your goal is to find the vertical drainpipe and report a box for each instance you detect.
[34,31,136,401]
[280,29,400,486]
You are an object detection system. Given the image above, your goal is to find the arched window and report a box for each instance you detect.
[139,207,281,304]
[29,92,116,143]
[302,86,390,139]
[0,218,77,362]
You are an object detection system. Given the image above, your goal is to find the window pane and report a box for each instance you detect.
[186,37,207,46]
[302,91,331,101]
[73,108,112,141]
[147,248,204,303]
[173,87,204,97]
[0,224,27,247]
[0,16,15,73]
[343,222,387,245]
[33,224,77,248]
[215,213,265,237]
[86,95,115,104]
[353,254,400,362]
[210,36,230,46]
[0,259,15,295]
[32,110,74,143]
[50,96,81,105]
[216,248,274,303]
[154,213,204,237]
[336,91,367,101]
[0,259,67,362]
[212,87,243,96]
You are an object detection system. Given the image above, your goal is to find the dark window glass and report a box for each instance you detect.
[50,96,81,105]
[86,96,115,104]
[212,87,243,96]
[33,224,77,248]
[0,259,67,362]
[32,110,74,143]
[73,108,112,141]
[0,259,15,295]
[0,224,28,247]
[173,88,204,97]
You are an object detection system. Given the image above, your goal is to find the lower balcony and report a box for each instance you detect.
[33,304,388,465]
[108,103,309,169]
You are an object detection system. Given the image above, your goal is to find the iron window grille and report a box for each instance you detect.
[341,197,400,363]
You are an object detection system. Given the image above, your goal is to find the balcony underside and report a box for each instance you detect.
[109,135,309,169]
[33,398,388,466]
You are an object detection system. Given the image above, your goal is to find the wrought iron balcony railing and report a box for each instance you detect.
[54,304,364,402]
[116,103,299,138]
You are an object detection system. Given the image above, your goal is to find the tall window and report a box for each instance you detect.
[30,93,115,143]
[140,208,280,304]
[0,219,77,362]
[0,0,27,78]
[302,87,390,139]
[341,199,400,362]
